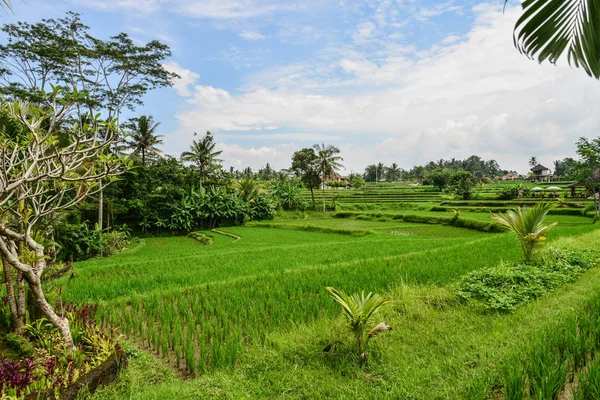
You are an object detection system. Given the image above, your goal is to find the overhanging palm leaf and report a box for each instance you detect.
[491,203,558,261]
[511,0,600,79]
[1,1,13,11]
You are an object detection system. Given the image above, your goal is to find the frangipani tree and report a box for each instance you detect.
[511,0,600,79]
[0,89,129,347]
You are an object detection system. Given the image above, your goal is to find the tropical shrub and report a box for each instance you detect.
[167,186,275,232]
[449,170,478,199]
[0,303,121,398]
[325,287,392,359]
[269,179,306,211]
[4,333,34,358]
[188,232,214,245]
[326,180,346,188]
[349,175,364,189]
[54,223,130,261]
[491,203,557,262]
[426,169,452,191]
[498,184,522,200]
[457,247,598,312]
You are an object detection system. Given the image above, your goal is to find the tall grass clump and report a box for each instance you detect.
[500,292,600,399]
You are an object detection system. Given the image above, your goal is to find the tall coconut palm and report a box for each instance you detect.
[181,131,223,190]
[126,115,163,166]
[313,143,344,212]
[528,157,538,168]
[388,162,400,182]
[511,0,600,79]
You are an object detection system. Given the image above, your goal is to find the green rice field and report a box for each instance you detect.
[60,195,600,398]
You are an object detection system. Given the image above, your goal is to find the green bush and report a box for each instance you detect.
[457,247,599,312]
[4,333,34,357]
[498,184,521,200]
[55,222,130,261]
[188,232,214,245]
[326,180,347,188]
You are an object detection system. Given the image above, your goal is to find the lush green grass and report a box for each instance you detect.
[66,226,488,302]
[67,223,523,374]
[59,197,600,397]
[63,209,596,375]
[85,230,600,400]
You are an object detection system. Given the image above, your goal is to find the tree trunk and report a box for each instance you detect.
[595,186,599,222]
[0,236,74,348]
[322,179,326,212]
[16,270,26,326]
[199,163,204,190]
[309,185,315,209]
[25,270,74,348]
[98,179,104,231]
[142,149,146,167]
[2,256,22,332]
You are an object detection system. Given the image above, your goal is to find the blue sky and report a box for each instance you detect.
[3,0,599,174]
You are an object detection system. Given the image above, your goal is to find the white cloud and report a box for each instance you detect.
[441,34,461,45]
[239,31,266,40]
[162,62,200,97]
[174,0,301,19]
[354,21,376,42]
[68,0,165,12]
[163,3,600,174]
[70,0,302,19]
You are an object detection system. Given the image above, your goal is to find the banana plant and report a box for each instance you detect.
[325,286,392,359]
[491,203,558,262]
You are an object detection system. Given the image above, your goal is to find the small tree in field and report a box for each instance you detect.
[449,170,478,199]
[0,90,129,347]
[326,286,392,359]
[491,204,557,262]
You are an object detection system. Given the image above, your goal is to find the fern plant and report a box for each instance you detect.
[326,287,392,358]
[491,203,558,262]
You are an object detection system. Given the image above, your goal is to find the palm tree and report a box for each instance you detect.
[528,157,538,168]
[181,131,223,190]
[126,115,163,166]
[511,0,600,79]
[388,163,400,182]
[376,162,385,183]
[242,167,253,179]
[491,204,558,262]
[326,287,392,357]
[313,143,344,212]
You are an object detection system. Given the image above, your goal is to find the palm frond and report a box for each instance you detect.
[512,0,600,79]
[491,203,557,261]
[1,0,13,11]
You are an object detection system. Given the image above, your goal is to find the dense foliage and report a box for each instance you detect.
[457,247,598,312]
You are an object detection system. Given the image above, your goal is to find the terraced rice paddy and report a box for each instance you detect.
[65,184,600,399]
[67,223,514,372]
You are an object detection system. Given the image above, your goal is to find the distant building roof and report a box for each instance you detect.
[531,164,549,172]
